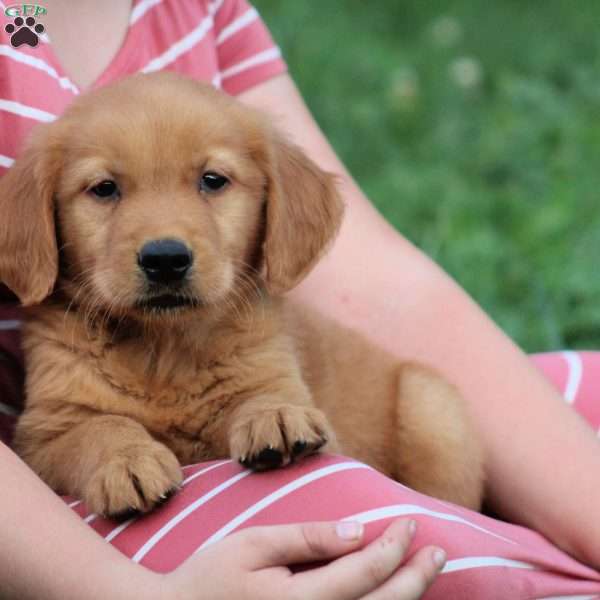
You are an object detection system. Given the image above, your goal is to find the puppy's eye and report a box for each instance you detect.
[200,172,229,193]
[88,180,120,200]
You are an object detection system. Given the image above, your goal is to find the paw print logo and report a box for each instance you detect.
[5,16,45,48]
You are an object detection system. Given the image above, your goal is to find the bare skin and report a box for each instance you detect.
[42,0,132,90]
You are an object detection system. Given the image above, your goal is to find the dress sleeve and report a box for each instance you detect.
[212,0,288,95]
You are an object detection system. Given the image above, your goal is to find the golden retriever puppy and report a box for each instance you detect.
[0,73,483,518]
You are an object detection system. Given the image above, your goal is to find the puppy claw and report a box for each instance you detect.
[156,487,178,506]
[242,447,284,471]
[292,437,326,460]
[110,505,142,522]
[292,440,307,456]
[230,404,333,472]
[83,441,182,518]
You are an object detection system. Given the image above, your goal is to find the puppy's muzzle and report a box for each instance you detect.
[137,238,193,284]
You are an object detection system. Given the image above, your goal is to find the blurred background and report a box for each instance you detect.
[253,0,600,353]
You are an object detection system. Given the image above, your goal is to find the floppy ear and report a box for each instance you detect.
[0,126,61,306]
[262,135,344,295]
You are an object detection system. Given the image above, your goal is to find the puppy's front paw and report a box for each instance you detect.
[229,404,333,470]
[83,440,183,519]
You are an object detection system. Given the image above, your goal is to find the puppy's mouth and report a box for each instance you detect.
[135,294,199,312]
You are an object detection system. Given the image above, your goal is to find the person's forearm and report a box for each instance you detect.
[292,200,600,568]
[240,74,600,569]
[0,442,161,600]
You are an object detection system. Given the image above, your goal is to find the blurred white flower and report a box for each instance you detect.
[430,16,463,47]
[389,66,420,110]
[450,56,483,89]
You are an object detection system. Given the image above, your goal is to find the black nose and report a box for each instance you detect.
[138,239,193,283]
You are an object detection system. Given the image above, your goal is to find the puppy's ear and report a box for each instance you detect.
[0,126,61,306]
[262,135,344,294]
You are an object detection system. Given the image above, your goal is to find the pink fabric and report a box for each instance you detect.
[0,0,287,174]
[533,351,600,432]
[57,352,600,599]
[67,453,600,598]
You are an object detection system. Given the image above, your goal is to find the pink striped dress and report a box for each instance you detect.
[2,2,600,597]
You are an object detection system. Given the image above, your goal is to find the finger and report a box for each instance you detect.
[238,520,365,569]
[290,518,418,600]
[362,545,446,600]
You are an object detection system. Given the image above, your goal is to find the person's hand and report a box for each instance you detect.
[160,518,446,600]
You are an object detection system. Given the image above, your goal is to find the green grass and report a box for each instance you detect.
[253,0,600,352]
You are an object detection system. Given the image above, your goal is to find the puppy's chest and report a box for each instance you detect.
[90,343,255,460]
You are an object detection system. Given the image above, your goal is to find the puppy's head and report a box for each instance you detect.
[0,73,343,323]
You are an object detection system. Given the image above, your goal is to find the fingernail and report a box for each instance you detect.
[433,549,446,569]
[408,519,417,538]
[336,521,363,540]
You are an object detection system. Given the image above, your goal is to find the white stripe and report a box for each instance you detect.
[342,504,517,546]
[182,459,231,485]
[0,44,79,93]
[83,513,97,524]
[207,0,225,16]
[0,154,14,168]
[211,73,222,89]
[441,556,536,574]
[0,402,18,417]
[129,0,162,25]
[103,461,233,543]
[0,319,21,330]
[196,461,371,553]
[104,516,135,543]
[67,499,82,509]
[536,596,599,600]
[0,98,56,122]
[141,15,213,73]
[132,469,251,562]
[221,47,281,81]
[216,7,258,45]
[562,351,583,404]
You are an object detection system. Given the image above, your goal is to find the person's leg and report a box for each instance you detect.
[66,351,600,599]
[69,453,600,599]
[532,351,600,432]
[3,344,598,598]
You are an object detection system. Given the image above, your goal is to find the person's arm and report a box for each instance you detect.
[1,441,157,600]
[239,73,600,569]
[0,442,443,600]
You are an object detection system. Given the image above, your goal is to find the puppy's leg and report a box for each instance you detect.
[228,391,336,471]
[393,363,484,510]
[15,412,182,518]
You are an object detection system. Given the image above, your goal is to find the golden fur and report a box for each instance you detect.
[0,73,484,517]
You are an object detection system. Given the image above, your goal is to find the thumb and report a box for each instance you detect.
[239,520,365,569]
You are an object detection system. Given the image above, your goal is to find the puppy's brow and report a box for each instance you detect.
[62,158,116,193]
[198,148,255,181]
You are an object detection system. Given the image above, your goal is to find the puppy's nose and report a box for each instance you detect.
[138,239,193,283]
